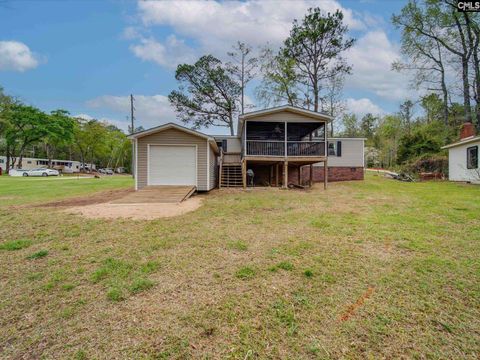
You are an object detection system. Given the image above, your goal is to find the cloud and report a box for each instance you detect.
[346,31,412,101]
[0,40,40,72]
[345,98,385,118]
[86,94,177,129]
[129,35,197,69]
[74,113,94,120]
[128,0,365,67]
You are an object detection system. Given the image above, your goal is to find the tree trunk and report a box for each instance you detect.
[473,51,480,129]
[462,55,472,123]
[229,112,234,136]
[5,142,10,174]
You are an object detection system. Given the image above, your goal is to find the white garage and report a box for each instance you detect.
[148,145,197,186]
[129,123,219,191]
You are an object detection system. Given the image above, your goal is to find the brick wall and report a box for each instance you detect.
[288,166,364,185]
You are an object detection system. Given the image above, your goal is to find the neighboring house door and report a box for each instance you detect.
[148,145,197,186]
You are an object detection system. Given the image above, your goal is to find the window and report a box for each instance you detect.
[27,161,32,164]
[222,139,228,152]
[327,141,342,156]
[467,146,478,169]
[328,142,336,156]
[0,159,4,164]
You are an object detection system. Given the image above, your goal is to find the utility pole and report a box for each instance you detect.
[130,94,135,179]
[130,94,135,134]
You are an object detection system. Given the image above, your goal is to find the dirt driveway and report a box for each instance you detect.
[36,187,204,220]
[64,197,203,220]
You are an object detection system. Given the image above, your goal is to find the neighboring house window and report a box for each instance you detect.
[467,146,478,169]
[327,141,342,156]
[222,139,228,152]
[27,161,32,164]
[0,159,4,164]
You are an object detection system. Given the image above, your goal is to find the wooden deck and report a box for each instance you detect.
[111,185,196,204]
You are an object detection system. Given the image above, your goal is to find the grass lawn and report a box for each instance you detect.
[0,175,133,206]
[0,174,479,359]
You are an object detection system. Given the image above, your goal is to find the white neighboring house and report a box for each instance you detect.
[0,156,94,173]
[442,123,479,184]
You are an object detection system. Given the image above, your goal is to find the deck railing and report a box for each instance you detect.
[246,140,284,156]
[287,141,325,156]
[245,140,325,157]
[223,152,242,163]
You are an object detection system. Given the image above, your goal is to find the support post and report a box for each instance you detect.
[309,164,313,187]
[283,161,288,189]
[242,159,247,189]
[324,159,328,190]
[270,165,273,186]
[218,152,222,189]
[298,165,301,185]
[276,164,279,187]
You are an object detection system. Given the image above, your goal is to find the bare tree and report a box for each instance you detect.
[227,42,258,114]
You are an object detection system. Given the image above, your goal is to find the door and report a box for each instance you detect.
[148,145,196,186]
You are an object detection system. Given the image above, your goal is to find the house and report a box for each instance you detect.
[442,122,479,184]
[128,105,365,191]
[0,156,91,173]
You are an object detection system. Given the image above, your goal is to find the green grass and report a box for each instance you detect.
[0,239,32,251]
[0,175,132,206]
[0,174,479,358]
[235,266,256,279]
[26,250,49,260]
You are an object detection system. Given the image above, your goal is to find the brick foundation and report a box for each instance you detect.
[246,164,364,186]
[288,166,364,185]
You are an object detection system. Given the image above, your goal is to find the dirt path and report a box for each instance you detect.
[63,197,203,220]
[35,188,134,208]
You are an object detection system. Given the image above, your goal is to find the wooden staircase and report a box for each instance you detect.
[220,163,243,187]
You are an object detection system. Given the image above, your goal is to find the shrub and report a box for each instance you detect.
[402,154,448,176]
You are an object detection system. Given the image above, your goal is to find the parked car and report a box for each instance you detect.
[22,168,59,177]
[98,168,114,175]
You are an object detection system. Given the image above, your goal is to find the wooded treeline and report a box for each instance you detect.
[0,87,131,173]
[169,1,480,174]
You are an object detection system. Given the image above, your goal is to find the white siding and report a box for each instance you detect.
[209,145,217,190]
[214,136,242,153]
[448,140,480,183]
[315,138,365,167]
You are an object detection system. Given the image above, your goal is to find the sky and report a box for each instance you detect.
[0,0,410,135]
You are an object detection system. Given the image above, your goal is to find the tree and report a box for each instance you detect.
[169,55,241,135]
[3,103,52,169]
[376,115,404,167]
[256,46,302,108]
[322,74,345,136]
[360,113,378,140]
[420,93,443,123]
[398,100,415,134]
[393,1,475,123]
[392,14,450,126]
[340,113,360,137]
[227,41,258,114]
[43,109,75,167]
[282,8,355,112]
[397,121,446,164]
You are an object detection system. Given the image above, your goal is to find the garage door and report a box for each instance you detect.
[148,145,196,186]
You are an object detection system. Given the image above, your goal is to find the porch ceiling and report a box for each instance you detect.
[246,121,325,140]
